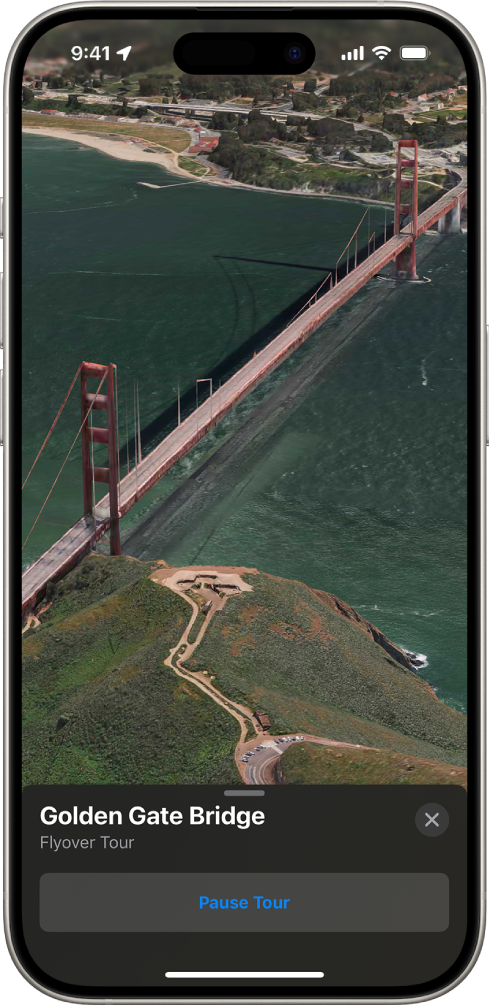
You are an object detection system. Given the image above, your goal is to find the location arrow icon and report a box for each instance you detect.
[116,46,132,62]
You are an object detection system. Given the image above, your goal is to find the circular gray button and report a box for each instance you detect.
[415,803,449,836]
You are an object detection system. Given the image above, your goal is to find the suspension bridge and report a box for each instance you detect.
[21,141,467,617]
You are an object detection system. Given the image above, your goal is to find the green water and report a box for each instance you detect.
[22,133,467,712]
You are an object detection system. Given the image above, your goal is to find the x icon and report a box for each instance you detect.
[425,812,440,827]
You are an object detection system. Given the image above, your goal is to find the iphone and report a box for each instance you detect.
[4,2,485,1002]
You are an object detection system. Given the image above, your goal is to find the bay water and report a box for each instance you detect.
[22,133,467,712]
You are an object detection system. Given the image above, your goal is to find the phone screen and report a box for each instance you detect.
[10,4,481,1001]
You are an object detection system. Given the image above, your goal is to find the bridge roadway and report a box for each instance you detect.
[22,174,467,614]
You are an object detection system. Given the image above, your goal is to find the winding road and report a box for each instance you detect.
[151,565,380,784]
[236,734,380,785]
[151,566,261,746]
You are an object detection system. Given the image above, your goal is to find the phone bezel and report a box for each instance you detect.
[3,2,485,1004]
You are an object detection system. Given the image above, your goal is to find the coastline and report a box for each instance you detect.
[21,126,196,179]
[22,125,394,206]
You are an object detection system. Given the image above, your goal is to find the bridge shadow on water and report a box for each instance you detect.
[118,222,394,467]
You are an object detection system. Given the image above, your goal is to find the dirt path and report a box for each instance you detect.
[153,569,260,746]
[151,566,383,783]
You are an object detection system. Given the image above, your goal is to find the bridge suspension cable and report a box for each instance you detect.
[115,365,121,494]
[125,394,130,478]
[22,367,109,551]
[334,207,369,285]
[287,206,373,330]
[21,363,83,491]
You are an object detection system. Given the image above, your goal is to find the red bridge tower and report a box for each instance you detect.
[80,361,121,555]
[391,138,419,281]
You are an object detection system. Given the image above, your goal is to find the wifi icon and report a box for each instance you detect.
[372,46,391,61]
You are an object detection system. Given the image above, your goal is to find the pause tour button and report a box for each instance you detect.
[199,896,291,910]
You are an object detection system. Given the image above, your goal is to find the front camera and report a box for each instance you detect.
[284,43,305,65]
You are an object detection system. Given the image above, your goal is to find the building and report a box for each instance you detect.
[254,710,271,730]
[188,138,219,154]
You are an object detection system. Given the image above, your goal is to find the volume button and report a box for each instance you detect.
[0,272,3,349]
[0,196,3,238]
[0,369,3,446]
[487,325,489,447]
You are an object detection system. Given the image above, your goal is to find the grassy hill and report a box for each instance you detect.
[190,571,466,766]
[22,555,466,786]
[21,113,190,151]
[22,555,240,787]
[280,741,466,787]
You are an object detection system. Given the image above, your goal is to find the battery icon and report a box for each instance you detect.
[400,46,430,59]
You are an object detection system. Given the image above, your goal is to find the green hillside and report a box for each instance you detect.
[22,555,466,786]
[280,741,467,787]
[191,571,466,766]
[22,555,240,787]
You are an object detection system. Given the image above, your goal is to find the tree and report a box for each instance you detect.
[292,91,318,111]
[370,131,392,153]
[304,79,317,93]
[22,87,34,105]
[139,77,161,96]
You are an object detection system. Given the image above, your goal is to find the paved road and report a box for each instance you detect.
[149,570,382,784]
[239,735,381,785]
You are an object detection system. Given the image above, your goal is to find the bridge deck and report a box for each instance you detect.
[22,176,467,613]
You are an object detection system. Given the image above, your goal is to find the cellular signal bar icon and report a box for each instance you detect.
[341,46,364,61]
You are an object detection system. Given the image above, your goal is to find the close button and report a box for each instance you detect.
[415,803,449,836]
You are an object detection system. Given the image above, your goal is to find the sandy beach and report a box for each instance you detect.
[22,125,197,179]
[22,124,394,205]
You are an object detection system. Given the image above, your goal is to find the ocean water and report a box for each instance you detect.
[22,133,386,558]
[144,232,467,714]
[22,133,467,712]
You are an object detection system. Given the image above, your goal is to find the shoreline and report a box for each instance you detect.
[22,125,196,179]
[22,125,394,206]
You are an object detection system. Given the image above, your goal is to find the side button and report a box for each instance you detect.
[0,272,3,349]
[0,369,3,446]
[487,325,489,447]
[0,196,3,238]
